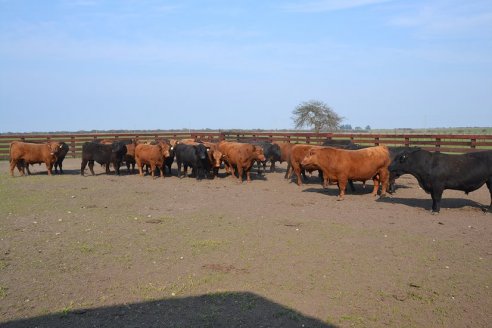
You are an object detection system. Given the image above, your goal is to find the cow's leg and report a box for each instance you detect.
[379,169,389,197]
[150,163,156,178]
[136,159,144,176]
[246,167,252,183]
[15,162,25,176]
[371,176,380,196]
[270,161,275,172]
[237,166,244,183]
[46,162,53,176]
[105,163,110,174]
[284,162,291,179]
[485,179,492,212]
[430,188,443,213]
[177,161,182,178]
[10,160,17,177]
[81,159,87,176]
[229,165,236,179]
[294,166,303,186]
[388,172,397,194]
[337,177,348,200]
[25,163,32,175]
[301,168,307,181]
[88,161,95,176]
[348,180,355,192]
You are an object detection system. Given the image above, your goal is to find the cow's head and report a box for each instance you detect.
[209,149,222,168]
[253,146,266,162]
[195,144,208,160]
[158,141,171,158]
[388,149,421,177]
[47,141,63,156]
[301,148,320,169]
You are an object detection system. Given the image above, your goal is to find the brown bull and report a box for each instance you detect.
[287,144,322,186]
[135,141,171,178]
[301,145,391,200]
[9,141,63,176]
[218,141,266,183]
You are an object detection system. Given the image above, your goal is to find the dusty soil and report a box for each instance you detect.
[0,158,491,327]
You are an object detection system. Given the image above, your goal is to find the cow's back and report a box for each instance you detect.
[10,141,49,162]
[274,142,295,162]
[135,144,162,163]
[328,146,390,179]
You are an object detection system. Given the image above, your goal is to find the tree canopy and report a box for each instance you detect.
[292,100,343,133]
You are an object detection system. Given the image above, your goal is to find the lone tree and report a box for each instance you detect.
[292,100,343,133]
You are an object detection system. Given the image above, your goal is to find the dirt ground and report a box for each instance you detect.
[0,158,491,327]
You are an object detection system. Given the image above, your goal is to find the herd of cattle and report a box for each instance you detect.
[8,138,492,213]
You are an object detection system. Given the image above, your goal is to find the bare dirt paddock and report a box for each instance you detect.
[0,158,491,327]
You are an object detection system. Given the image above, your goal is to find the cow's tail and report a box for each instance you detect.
[9,142,14,162]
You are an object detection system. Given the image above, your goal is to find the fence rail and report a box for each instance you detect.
[1,131,492,160]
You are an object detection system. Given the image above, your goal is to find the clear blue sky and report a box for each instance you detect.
[1,0,491,132]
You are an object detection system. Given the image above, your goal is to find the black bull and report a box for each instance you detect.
[388,149,492,213]
[81,141,127,176]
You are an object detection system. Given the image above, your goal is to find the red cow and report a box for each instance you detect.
[9,141,63,176]
[301,145,391,200]
[135,141,171,178]
[218,141,266,183]
[287,144,322,186]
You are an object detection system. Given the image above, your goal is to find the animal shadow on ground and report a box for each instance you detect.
[1,292,337,328]
[378,196,487,212]
[302,183,377,197]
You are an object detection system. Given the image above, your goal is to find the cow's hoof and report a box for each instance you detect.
[431,211,439,215]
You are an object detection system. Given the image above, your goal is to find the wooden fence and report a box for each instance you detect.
[1,131,492,160]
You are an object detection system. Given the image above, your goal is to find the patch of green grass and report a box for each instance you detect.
[78,243,94,254]
[0,259,8,270]
[60,301,73,317]
[0,286,7,299]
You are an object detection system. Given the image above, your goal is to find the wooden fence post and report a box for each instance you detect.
[436,137,441,152]
[71,136,76,158]
[471,138,476,149]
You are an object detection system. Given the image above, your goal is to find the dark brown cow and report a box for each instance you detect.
[9,141,63,176]
[273,142,296,178]
[301,145,391,200]
[135,141,171,178]
[217,141,266,183]
[287,144,322,186]
[125,143,136,173]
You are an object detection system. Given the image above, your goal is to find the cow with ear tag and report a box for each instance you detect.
[389,149,492,214]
